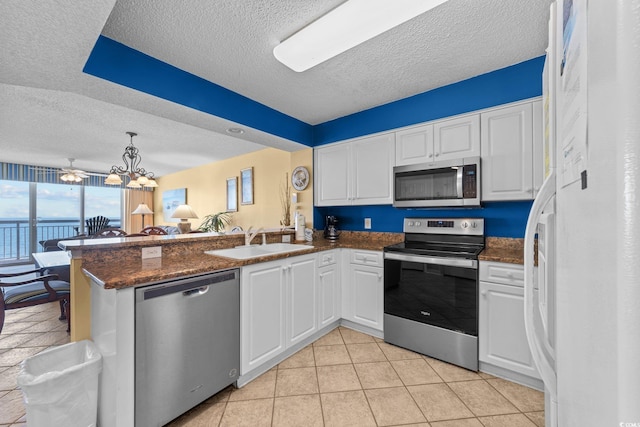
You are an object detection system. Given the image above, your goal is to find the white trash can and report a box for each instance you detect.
[17,339,102,427]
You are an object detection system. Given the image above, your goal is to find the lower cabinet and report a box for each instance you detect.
[317,250,340,329]
[479,261,541,384]
[342,249,384,332]
[240,254,316,375]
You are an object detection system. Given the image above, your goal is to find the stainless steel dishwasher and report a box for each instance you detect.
[135,269,239,427]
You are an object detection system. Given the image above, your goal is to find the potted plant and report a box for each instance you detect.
[198,211,233,232]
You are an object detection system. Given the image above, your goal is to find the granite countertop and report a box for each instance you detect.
[80,231,403,290]
[478,237,526,264]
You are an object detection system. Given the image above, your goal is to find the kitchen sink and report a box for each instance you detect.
[205,243,313,260]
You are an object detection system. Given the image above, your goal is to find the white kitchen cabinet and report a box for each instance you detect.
[315,133,395,206]
[241,261,286,375]
[481,100,543,201]
[342,249,384,331]
[433,114,480,160]
[395,114,480,166]
[241,254,316,375]
[479,261,542,385]
[317,250,340,329]
[287,255,317,347]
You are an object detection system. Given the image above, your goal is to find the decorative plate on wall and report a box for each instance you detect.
[291,166,310,191]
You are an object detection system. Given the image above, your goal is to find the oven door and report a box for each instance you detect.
[384,252,478,336]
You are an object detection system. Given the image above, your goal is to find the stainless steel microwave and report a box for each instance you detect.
[393,156,480,207]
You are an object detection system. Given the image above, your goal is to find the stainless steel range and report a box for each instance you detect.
[383,218,484,371]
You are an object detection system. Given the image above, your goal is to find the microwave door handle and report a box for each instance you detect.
[456,167,463,198]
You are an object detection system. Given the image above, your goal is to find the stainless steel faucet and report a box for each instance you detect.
[244,226,265,246]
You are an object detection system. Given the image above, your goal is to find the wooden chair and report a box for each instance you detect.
[140,226,168,235]
[1,268,70,334]
[95,228,128,237]
[86,216,110,235]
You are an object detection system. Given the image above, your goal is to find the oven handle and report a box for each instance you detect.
[384,252,477,269]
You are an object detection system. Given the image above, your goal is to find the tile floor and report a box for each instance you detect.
[0,303,545,427]
[0,301,71,426]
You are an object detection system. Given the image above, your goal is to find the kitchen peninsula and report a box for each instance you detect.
[60,230,402,427]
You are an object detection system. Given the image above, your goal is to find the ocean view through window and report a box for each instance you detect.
[0,180,121,264]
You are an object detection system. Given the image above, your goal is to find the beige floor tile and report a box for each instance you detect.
[313,328,344,346]
[478,371,498,379]
[354,361,403,389]
[431,418,483,427]
[392,358,443,386]
[275,367,319,396]
[273,394,323,427]
[229,369,276,401]
[346,343,386,363]
[316,364,361,393]
[0,346,45,368]
[425,357,482,382]
[0,334,38,350]
[524,411,545,427]
[22,331,70,348]
[0,322,34,335]
[321,390,376,427]
[339,327,376,344]
[365,386,427,426]
[0,366,19,391]
[448,380,518,417]
[486,378,544,412]
[478,413,538,427]
[407,383,474,422]
[19,320,67,334]
[278,345,315,369]
[219,398,273,427]
[0,389,25,425]
[377,341,423,360]
[313,344,352,366]
[167,402,226,426]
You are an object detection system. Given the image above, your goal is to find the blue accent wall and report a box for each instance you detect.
[83,36,314,145]
[312,57,545,238]
[315,202,533,238]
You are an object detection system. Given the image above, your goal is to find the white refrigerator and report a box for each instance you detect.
[524,0,640,426]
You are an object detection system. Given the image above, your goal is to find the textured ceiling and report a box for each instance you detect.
[0,0,552,177]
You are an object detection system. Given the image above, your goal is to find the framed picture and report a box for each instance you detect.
[162,188,186,222]
[226,177,238,212]
[240,167,254,205]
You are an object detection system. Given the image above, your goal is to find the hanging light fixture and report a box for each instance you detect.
[105,132,158,188]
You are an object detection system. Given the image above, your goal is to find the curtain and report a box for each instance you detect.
[124,190,154,233]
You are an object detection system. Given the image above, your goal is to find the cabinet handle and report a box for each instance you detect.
[435,153,440,157]
[377,273,383,280]
[481,290,487,296]
[428,153,433,158]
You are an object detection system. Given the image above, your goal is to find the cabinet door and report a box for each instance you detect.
[352,133,395,205]
[532,100,544,197]
[481,103,534,201]
[318,264,340,328]
[479,280,541,380]
[315,143,351,206]
[287,256,317,346]
[434,114,480,160]
[241,262,286,374]
[348,264,383,331]
[395,124,434,166]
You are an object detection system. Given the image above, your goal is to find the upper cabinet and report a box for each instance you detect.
[481,101,542,201]
[315,133,395,206]
[395,114,480,166]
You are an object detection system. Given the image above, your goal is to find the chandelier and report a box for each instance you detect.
[105,132,158,188]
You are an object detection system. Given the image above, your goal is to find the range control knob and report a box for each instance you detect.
[461,220,470,229]
[407,221,414,227]
[415,221,421,227]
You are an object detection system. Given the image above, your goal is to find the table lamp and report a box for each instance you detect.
[132,203,154,228]
[171,204,199,233]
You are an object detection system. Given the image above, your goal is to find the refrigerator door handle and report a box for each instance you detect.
[524,172,557,399]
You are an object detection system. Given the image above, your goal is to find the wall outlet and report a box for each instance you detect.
[282,234,291,243]
[141,246,162,259]
[364,218,372,229]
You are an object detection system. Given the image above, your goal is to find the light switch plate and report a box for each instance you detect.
[364,218,372,229]
[142,246,162,259]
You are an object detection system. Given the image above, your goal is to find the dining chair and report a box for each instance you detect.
[140,226,168,235]
[0,268,70,334]
[95,228,128,237]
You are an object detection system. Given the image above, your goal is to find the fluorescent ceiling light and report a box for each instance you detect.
[273,0,449,72]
